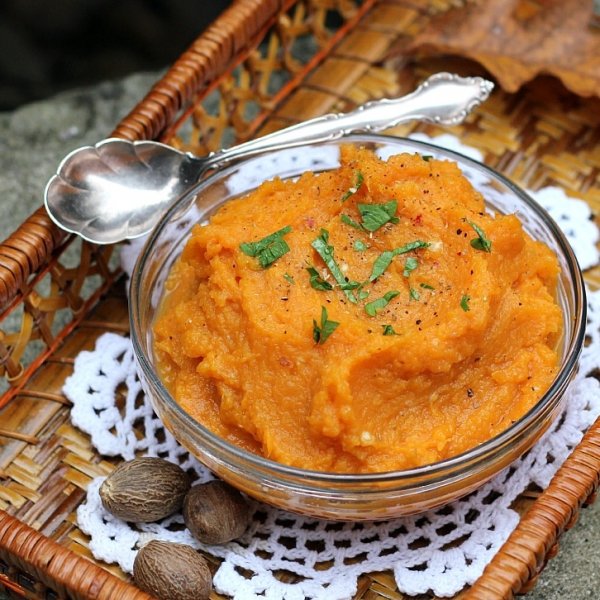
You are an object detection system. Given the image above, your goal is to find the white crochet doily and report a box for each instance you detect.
[65,134,600,599]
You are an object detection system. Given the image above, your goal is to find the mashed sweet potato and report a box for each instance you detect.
[154,146,562,473]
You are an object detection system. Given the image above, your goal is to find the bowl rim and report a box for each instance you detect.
[129,133,586,486]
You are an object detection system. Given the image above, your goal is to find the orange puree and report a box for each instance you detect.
[154,146,562,473]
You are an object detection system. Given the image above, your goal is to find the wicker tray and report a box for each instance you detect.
[1,1,600,598]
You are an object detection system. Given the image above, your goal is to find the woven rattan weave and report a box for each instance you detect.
[1,1,599,598]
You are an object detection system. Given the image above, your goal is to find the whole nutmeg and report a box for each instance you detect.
[183,480,252,544]
[133,540,212,600]
[100,457,190,522]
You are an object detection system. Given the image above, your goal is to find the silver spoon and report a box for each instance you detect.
[44,73,493,245]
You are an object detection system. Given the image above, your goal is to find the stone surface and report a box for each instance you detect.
[0,75,599,600]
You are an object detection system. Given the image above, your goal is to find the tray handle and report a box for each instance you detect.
[466,418,600,599]
[0,510,153,599]
[112,0,286,141]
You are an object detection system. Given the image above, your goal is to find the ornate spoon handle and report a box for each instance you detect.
[44,73,493,245]
[206,73,493,167]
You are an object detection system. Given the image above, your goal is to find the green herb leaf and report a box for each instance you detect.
[353,240,368,252]
[342,200,399,233]
[365,290,400,317]
[341,171,364,202]
[382,324,400,336]
[468,221,492,253]
[312,306,339,344]
[460,294,471,312]
[311,229,357,303]
[370,252,396,281]
[358,288,370,301]
[341,214,363,230]
[419,282,435,290]
[240,225,292,268]
[403,257,418,278]
[357,200,399,232]
[422,155,433,162]
[369,240,429,282]
[409,288,420,301]
[283,273,295,284]
[306,266,333,291]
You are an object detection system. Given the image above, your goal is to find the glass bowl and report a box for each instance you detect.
[129,135,585,521]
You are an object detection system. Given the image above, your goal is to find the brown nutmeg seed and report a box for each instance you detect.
[100,457,190,522]
[133,540,211,600]
[183,480,252,544]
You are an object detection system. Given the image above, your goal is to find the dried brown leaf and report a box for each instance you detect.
[407,0,600,98]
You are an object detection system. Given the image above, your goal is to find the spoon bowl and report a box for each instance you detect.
[45,139,204,244]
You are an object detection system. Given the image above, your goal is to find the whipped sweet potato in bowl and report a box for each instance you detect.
[130,136,585,520]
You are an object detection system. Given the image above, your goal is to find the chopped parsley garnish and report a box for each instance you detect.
[341,200,398,233]
[420,282,435,290]
[365,290,400,317]
[403,257,418,278]
[240,225,292,268]
[369,240,430,281]
[460,294,471,312]
[382,324,400,336]
[283,273,295,284]
[409,288,420,301]
[353,240,368,252]
[422,155,433,162]
[357,200,399,232]
[341,214,363,230]
[468,221,492,253]
[341,171,364,202]
[306,266,333,291]
[311,229,358,303]
[358,288,370,301]
[313,306,339,344]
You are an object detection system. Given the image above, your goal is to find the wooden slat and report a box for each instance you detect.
[334,28,397,62]
[275,87,341,121]
[306,56,370,94]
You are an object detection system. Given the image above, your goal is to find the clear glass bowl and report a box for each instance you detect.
[130,135,586,520]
